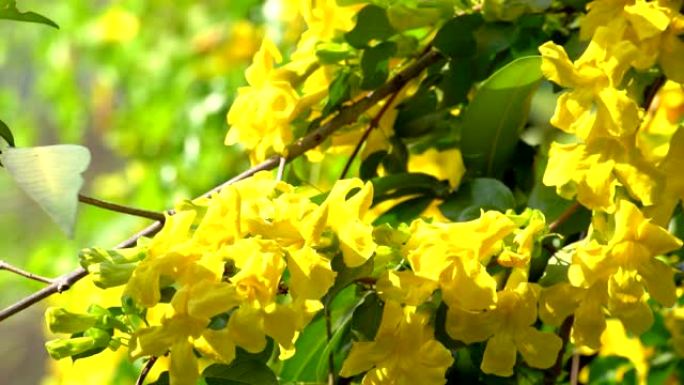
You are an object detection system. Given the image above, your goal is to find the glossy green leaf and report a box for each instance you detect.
[0,119,15,148]
[316,42,355,64]
[323,70,353,115]
[326,252,373,302]
[438,178,515,221]
[460,56,543,177]
[373,195,434,226]
[433,14,483,59]
[395,90,439,138]
[440,60,475,107]
[0,3,58,28]
[279,286,358,383]
[371,172,450,204]
[360,41,397,90]
[587,356,633,384]
[203,359,278,385]
[380,136,408,174]
[0,144,91,236]
[345,5,396,48]
[360,151,388,180]
[350,292,384,341]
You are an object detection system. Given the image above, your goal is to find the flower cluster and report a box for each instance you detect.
[540,0,684,352]
[49,173,375,385]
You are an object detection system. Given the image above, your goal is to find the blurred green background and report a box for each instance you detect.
[0,1,274,383]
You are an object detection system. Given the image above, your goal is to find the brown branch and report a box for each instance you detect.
[135,355,159,385]
[339,89,403,179]
[78,194,166,222]
[544,316,574,385]
[0,47,443,323]
[548,202,580,232]
[0,260,54,284]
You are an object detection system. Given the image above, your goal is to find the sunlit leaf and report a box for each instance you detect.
[350,292,383,341]
[373,195,434,226]
[203,359,278,385]
[460,56,543,177]
[433,14,483,59]
[0,119,15,148]
[0,3,58,28]
[439,178,515,221]
[360,41,397,90]
[279,286,358,383]
[0,144,90,236]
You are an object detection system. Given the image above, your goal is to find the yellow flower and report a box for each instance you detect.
[498,210,547,268]
[539,27,641,142]
[407,148,466,189]
[665,305,684,356]
[580,0,684,81]
[544,137,664,212]
[596,319,652,384]
[340,301,453,385]
[570,200,681,294]
[317,179,377,267]
[226,38,300,164]
[541,200,681,348]
[404,212,516,311]
[446,281,562,376]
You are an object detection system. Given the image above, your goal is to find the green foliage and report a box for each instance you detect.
[203,360,279,385]
[345,5,396,48]
[0,119,15,148]
[361,41,397,90]
[459,56,543,177]
[439,178,516,221]
[0,1,58,28]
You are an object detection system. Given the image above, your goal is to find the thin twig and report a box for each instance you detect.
[570,352,579,385]
[549,202,580,232]
[544,316,574,385]
[339,89,403,179]
[0,260,54,284]
[0,47,443,323]
[325,305,335,385]
[135,355,159,385]
[276,156,286,182]
[78,194,166,222]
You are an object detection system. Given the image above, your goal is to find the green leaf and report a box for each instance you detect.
[345,5,396,48]
[0,119,15,148]
[279,286,359,383]
[326,252,373,302]
[438,178,515,221]
[316,42,355,64]
[588,356,633,384]
[360,41,397,90]
[371,172,450,204]
[360,151,388,180]
[460,56,543,177]
[323,70,353,115]
[439,59,475,107]
[203,359,278,385]
[433,14,483,59]
[394,90,439,138]
[350,292,383,341]
[373,195,434,226]
[380,136,408,174]
[0,144,91,236]
[0,3,58,28]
